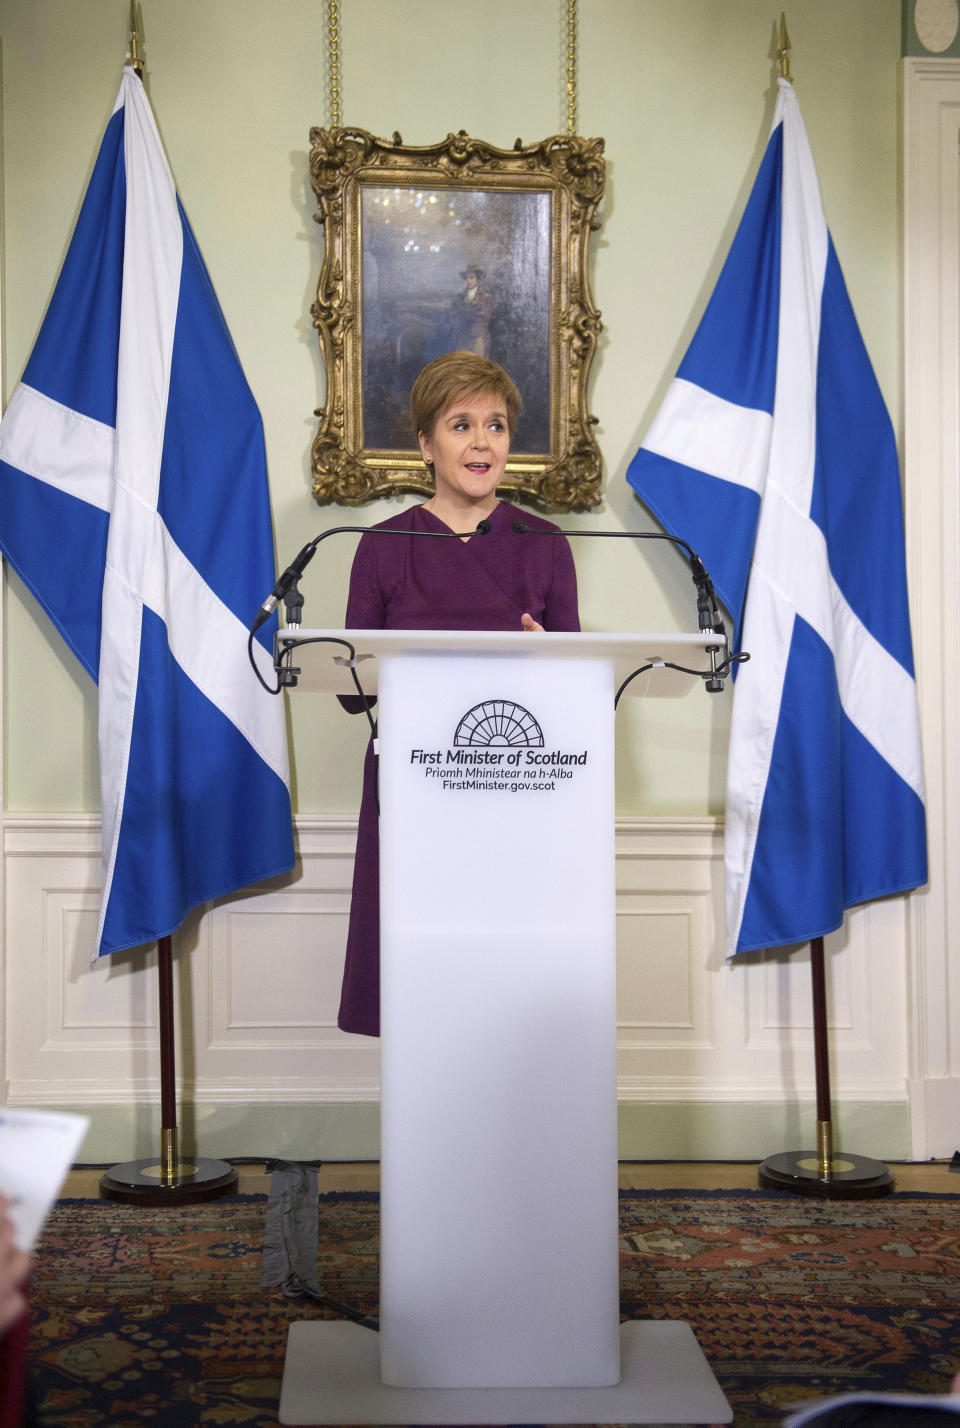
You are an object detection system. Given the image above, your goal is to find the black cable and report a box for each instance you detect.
[216,1157,379,1166]
[614,664,656,706]
[272,634,377,741]
[274,634,381,812]
[614,650,750,708]
[249,624,283,694]
[282,1281,379,1332]
[347,656,378,747]
[344,654,381,817]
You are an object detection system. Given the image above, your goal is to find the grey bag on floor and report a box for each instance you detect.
[260,1160,321,1298]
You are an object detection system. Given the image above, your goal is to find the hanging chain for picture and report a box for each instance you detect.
[326,1,576,135]
[308,0,605,509]
[566,0,578,135]
[328,0,342,128]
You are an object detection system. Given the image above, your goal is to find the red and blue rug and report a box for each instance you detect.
[26,1187,960,1426]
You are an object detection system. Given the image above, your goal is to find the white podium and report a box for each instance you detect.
[279,630,731,1425]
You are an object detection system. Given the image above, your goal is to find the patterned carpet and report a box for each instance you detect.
[26,1188,960,1426]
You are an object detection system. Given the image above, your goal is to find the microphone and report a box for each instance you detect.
[511,520,724,637]
[252,540,320,631]
[251,519,492,634]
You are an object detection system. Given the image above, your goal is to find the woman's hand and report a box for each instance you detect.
[520,613,544,633]
[0,1197,30,1335]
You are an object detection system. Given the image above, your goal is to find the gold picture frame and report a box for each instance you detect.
[308,126,605,510]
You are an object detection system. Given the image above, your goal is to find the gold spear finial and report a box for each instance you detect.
[127,0,145,75]
[777,12,792,82]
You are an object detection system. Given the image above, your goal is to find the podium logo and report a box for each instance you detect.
[408,698,587,795]
[453,700,544,748]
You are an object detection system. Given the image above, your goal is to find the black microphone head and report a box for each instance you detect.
[512,520,530,534]
[475,519,492,535]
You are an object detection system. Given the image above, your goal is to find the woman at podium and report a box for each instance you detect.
[338,351,580,1035]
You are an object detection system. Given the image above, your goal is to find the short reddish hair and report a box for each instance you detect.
[411,352,521,449]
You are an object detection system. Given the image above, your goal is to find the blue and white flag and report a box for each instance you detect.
[0,67,295,956]
[626,78,927,958]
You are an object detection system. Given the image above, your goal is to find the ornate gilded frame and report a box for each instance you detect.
[308,127,605,509]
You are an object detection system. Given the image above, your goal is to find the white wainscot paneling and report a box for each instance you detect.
[2,817,380,1107]
[738,897,909,1101]
[4,819,160,1102]
[198,824,380,1100]
[614,821,908,1107]
[615,818,741,1099]
[3,815,909,1114]
[618,898,703,1033]
[216,905,347,1033]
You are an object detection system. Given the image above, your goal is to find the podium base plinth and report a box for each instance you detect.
[278,1319,731,1425]
[99,1156,238,1205]
[758,1150,895,1198]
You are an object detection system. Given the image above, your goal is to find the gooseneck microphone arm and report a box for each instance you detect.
[510,520,749,695]
[250,519,494,636]
[248,518,496,821]
[510,520,723,635]
[247,519,494,698]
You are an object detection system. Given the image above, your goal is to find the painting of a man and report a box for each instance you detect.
[360,186,551,456]
[452,268,495,357]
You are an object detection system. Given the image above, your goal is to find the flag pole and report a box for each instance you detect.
[750,22,897,1200]
[100,934,239,1203]
[99,9,239,1205]
[628,17,926,1198]
[757,937,895,1197]
[127,0,144,76]
[776,12,792,83]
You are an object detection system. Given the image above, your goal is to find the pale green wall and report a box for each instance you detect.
[56,1097,911,1166]
[0,0,901,819]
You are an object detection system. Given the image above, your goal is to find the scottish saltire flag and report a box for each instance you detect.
[0,67,295,956]
[626,78,927,958]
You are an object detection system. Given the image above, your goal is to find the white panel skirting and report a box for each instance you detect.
[1,813,913,1148]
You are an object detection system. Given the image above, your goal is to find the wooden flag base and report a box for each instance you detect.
[100,1152,238,1206]
[758,1147,894,1199]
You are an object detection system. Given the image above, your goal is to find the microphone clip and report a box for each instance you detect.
[283,584,305,631]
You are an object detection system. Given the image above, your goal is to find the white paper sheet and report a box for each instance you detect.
[0,1107,90,1252]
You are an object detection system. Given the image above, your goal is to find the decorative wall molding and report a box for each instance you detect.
[2,813,911,1132]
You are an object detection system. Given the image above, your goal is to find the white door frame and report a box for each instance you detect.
[902,57,960,1158]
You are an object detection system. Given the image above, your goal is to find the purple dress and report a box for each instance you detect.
[338,500,580,1035]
